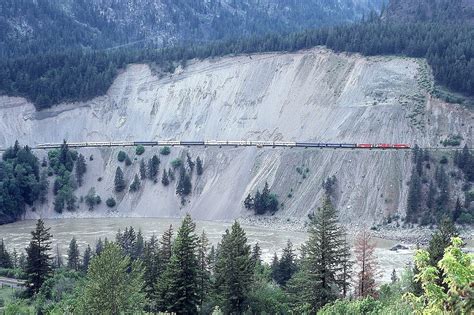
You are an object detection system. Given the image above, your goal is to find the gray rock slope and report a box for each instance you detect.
[0,48,472,224]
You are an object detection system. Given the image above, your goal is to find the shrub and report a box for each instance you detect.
[117,151,127,162]
[440,156,448,164]
[171,158,182,169]
[125,156,132,166]
[106,198,116,208]
[135,145,145,155]
[160,146,171,155]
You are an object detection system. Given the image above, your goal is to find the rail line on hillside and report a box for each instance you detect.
[0,140,471,151]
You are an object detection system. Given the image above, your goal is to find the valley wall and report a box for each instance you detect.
[0,48,472,225]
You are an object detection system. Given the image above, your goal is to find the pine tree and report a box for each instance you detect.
[95,238,104,256]
[59,140,74,172]
[114,166,126,192]
[187,153,195,173]
[354,229,378,298]
[143,235,160,312]
[82,245,92,272]
[407,167,421,223]
[139,159,147,180]
[270,253,280,282]
[133,230,144,260]
[176,165,192,197]
[129,174,141,192]
[289,196,351,312]
[214,221,253,313]
[25,219,53,295]
[196,156,203,175]
[157,214,199,313]
[0,239,13,268]
[77,243,146,314]
[251,242,262,266]
[75,153,87,186]
[161,169,170,186]
[275,240,297,286]
[159,225,173,271]
[338,237,353,298]
[67,237,81,271]
[148,155,160,181]
[427,217,458,267]
[168,168,175,181]
[197,231,211,309]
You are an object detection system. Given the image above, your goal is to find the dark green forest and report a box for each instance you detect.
[0,8,473,109]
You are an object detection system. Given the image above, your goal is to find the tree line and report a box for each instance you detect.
[0,5,472,110]
[1,200,471,314]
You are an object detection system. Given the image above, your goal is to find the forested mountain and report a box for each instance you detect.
[0,0,383,58]
[0,0,473,109]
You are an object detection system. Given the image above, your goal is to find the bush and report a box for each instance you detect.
[160,146,171,155]
[125,156,132,166]
[440,156,448,164]
[117,151,127,162]
[135,145,145,155]
[171,158,182,169]
[106,198,116,208]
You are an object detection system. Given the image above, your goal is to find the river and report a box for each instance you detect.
[0,217,415,283]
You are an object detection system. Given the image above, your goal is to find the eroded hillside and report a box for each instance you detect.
[0,48,472,224]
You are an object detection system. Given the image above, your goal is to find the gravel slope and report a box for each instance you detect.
[0,48,472,224]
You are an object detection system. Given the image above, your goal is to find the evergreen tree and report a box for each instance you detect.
[67,237,80,271]
[142,235,160,312]
[337,237,353,298]
[407,167,421,223]
[197,231,211,310]
[187,153,195,173]
[176,165,192,197]
[196,156,203,176]
[114,166,126,192]
[161,169,170,186]
[25,219,53,295]
[288,196,351,312]
[95,238,104,256]
[391,269,398,284]
[275,240,297,286]
[270,253,280,283]
[453,198,462,222]
[75,153,87,186]
[133,230,145,260]
[157,214,199,313]
[59,140,74,172]
[427,217,458,267]
[139,159,147,180]
[168,168,175,181]
[251,242,262,266]
[0,239,13,268]
[77,243,146,314]
[82,245,92,272]
[129,174,141,192]
[214,221,254,313]
[148,155,160,181]
[244,194,254,209]
[159,225,174,271]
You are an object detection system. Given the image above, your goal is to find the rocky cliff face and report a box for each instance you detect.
[0,48,472,224]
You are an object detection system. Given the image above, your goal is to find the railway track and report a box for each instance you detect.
[0,140,470,151]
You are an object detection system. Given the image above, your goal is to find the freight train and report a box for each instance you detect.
[35,141,411,149]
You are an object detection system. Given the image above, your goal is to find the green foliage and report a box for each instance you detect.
[114,166,126,192]
[441,135,463,147]
[176,166,192,199]
[171,158,182,169]
[161,169,169,186]
[147,155,160,181]
[139,159,147,180]
[117,151,127,163]
[75,153,87,187]
[404,237,473,314]
[129,174,141,192]
[25,219,53,295]
[196,156,203,176]
[67,237,80,271]
[245,182,279,215]
[75,243,147,314]
[84,187,101,211]
[125,155,132,166]
[0,141,42,224]
[135,145,145,156]
[0,239,13,268]
[156,214,200,313]
[214,221,254,313]
[160,146,171,156]
[106,197,116,208]
[288,196,352,312]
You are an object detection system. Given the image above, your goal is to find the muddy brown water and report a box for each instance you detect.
[1,217,415,283]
